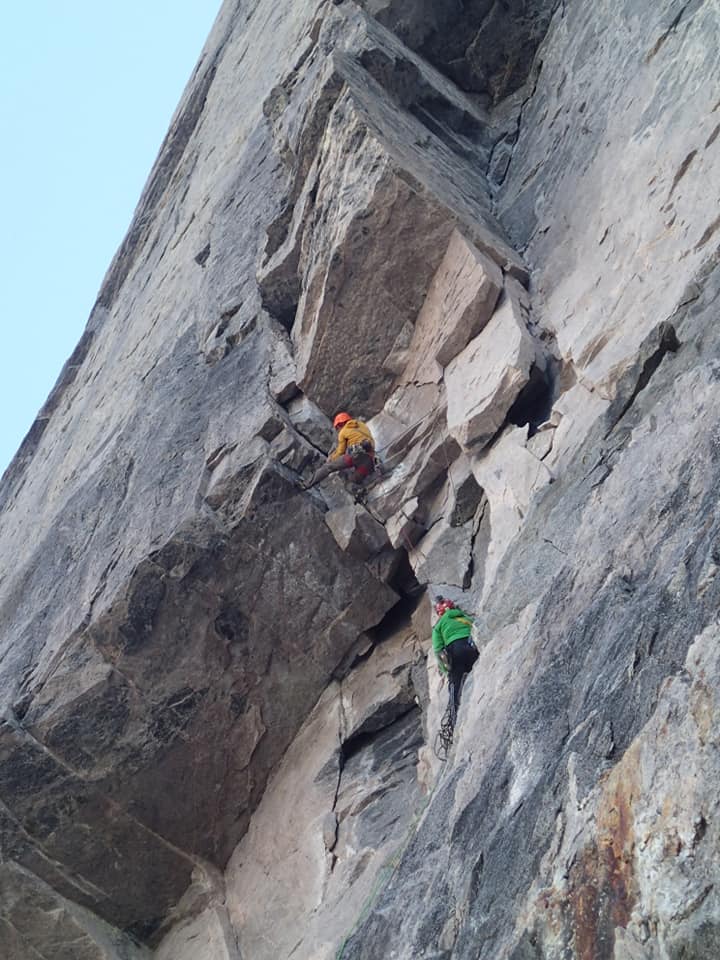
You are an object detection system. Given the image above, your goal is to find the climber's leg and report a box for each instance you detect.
[306,455,354,488]
[446,638,479,713]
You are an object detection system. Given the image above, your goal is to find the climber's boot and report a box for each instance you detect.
[351,484,368,505]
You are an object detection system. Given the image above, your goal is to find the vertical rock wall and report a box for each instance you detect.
[1,0,719,958]
[337,2,720,959]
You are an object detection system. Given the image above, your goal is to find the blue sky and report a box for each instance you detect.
[0,2,222,477]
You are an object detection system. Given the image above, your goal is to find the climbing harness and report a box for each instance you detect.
[345,440,375,479]
[299,405,437,498]
[347,440,373,457]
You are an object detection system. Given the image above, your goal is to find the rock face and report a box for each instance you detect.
[356,0,558,102]
[1,0,719,958]
[400,228,504,384]
[445,280,535,450]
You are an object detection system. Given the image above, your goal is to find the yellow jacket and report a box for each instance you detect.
[329,419,375,460]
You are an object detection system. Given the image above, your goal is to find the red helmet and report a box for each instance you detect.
[434,596,455,616]
[333,411,352,430]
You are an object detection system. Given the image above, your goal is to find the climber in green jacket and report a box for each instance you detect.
[432,597,478,719]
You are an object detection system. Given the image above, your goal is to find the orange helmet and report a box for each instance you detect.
[333,411,352,430]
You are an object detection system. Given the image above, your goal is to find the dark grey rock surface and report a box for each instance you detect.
[1,0,719,957]
[357,0,558,102]
[342,254,720,959]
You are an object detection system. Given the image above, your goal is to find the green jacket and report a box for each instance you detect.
[432,607,474,674]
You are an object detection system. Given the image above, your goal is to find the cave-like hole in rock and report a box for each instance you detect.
[342,588,422,678]
[388,549,423,598]
[258,287,298,334]
[367,590,423,644]
[410,96,486,153]
[506,362,556,436]
[258,268,300,334]
[274,302,298,333]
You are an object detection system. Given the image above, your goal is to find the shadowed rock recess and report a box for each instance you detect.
[1,0,719,957]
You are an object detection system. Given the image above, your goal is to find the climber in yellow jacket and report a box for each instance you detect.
[306,411,376,488]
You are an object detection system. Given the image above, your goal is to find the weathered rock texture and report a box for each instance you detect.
[1,0,719,958]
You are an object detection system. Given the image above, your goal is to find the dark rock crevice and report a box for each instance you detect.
[645,0,706,63]
[357,45,491,163]
[487,55,545,191]
[366,591,422,643]
[462,495,488,591]
[340,702,420,765]
[506,363,555,436]
[604,322,680,438]
[358,0,559,104]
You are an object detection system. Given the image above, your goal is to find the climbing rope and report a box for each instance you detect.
[433,684,456,763]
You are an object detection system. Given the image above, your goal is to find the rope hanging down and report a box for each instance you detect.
[433,682,456,762]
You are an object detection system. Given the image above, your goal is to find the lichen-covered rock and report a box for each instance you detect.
[506,621,720,960]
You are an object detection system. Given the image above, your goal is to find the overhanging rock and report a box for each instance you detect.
[325,503,390,559]
[217,618,425,960]
[401,228,504,385]
[3,0,718,956]
[446,280,536,451]
[258,9,526,419]
[5,462,397,938]
[0,863,149,960]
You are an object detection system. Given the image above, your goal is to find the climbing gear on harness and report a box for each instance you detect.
[348,440,373,456]
[333,411,352,430]
[346,440,375,479]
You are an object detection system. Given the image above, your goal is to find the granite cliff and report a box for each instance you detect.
[1,1,719,958]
